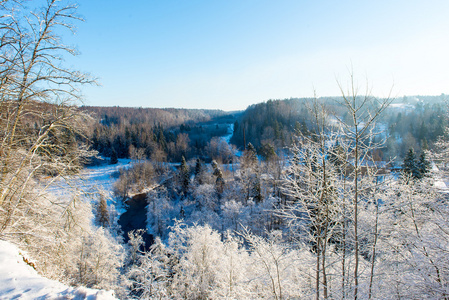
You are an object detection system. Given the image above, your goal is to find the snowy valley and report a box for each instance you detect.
[2,1,449,298]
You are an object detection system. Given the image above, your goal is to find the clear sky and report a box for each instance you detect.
[62,0,449,111]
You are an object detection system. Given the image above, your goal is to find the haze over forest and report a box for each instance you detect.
[2,1,449,299]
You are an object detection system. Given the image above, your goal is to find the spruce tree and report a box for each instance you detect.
[194,158,204,185]
[417,152,431,178]
[259,143,276,161]
[250,174,262,203]
[328,142,346,174]
[96,195,109,227]
[180,156,190,197]
[110,148,118,165]
[242,142,258,170]
[402,148,420,179]
[211,160,225,195]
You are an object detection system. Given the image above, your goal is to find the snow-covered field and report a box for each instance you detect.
[47,158,132,213]
[0,240,116,300]
[48,158,131,194]
[78,159,132,192]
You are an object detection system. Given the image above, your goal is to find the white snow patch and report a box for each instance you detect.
[390,103,415,109]
[46,158,133,215]
[79,159,133,192]
[222,123,234,145]
[0,240,117,299]
[221,123,242,157]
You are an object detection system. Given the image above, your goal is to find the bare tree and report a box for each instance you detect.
[280,80,393,299]
[335,74,392,299]
[0,0,96,242]
[282,99,343,299]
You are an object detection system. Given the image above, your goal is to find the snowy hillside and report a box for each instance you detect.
[0,240,117,300]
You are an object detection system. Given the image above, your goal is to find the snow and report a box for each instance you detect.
[431,163,448,192]
[389,103,415,110]
[79,159,133,192]
[222,122,234,145]
[47,158,132,214]
[0,240,117,300]
[221,123,243,157]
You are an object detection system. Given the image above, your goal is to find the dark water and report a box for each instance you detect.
[118,193,153,250]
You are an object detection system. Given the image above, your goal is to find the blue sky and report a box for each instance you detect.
[62,0,449,111]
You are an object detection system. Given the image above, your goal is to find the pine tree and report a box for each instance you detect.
[259,143,276,161]
[328,142,346,172]
[250,174,262,203]
[245,142,258,162]
[241,142,258,171]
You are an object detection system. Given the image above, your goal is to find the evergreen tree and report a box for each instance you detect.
[421,138,429,151]
[328,142,346,174]
[402,148,420,179]
[259,143,276,161]
[180,156,190,197]
[417,152,431,178]
[194,158,204,185]
[250,174,262,203]
[246,142,257,160]
[242,142,258,169]
[96,195,109,227]
[110,148,118,165]
[211,160,225,195]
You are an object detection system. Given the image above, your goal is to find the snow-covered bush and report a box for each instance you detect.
[128,221,345,299]
[146,188,178,238]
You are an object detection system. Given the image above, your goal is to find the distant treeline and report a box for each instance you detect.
[82,95,447,163]
[382,96,447,159]
[231,95,448,160]
[82,106,236,162]
[231,98,310,151]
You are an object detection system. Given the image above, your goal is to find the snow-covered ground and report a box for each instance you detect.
[221,122,243,157]
[47,158,132,214]
[0,240,117,300]
[78,159,132,192]
[222,122,234,145]
[48,158,131,194]
[0,160,133,299]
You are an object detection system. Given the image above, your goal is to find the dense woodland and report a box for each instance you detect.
[2,1,449,299]
[231,95,447,161]
[84,94,447,166]
[84,106,236,163]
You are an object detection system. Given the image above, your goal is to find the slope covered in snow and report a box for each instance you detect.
[0,240,117,300]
